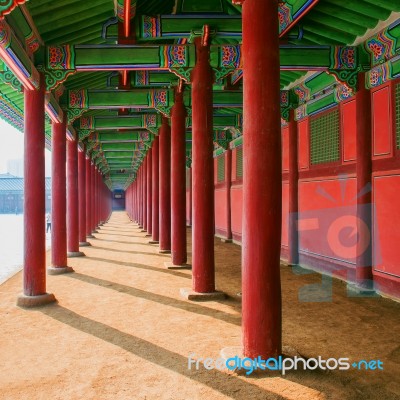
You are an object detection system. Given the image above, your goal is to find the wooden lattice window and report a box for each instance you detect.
[396,83,400,149]
[217,156,225,182]
[236,146,243,178]
[310,109,340,165]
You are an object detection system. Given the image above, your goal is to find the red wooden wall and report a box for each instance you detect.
[184,78,400,300]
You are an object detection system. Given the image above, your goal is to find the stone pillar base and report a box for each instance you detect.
[87,234,95,239]
[17,292,56,308]
[140,229,147,233]
[164,262,191,270]
[159,249,171,254]
[221,238,232,243]
[67,251,85,258]
[91,230,98,234]
[347,283,378,297]
[180,288,225,301]
[47,266,74,275]
[148,240,159,244]
[79,242,91,247]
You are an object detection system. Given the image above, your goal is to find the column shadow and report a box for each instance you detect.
[83,256,191,280]
[67,272,240,327]
[40,304,290,399]
[89,246,170,258]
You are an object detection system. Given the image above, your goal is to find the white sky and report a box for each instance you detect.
[0,118,52,176]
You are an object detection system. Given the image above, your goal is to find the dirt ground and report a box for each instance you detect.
[0,211,399,400]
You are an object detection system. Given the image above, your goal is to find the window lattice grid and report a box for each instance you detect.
[236,146,243,178]
[396,83,400,149]
[217,156,225,182]
[310,109,340,165]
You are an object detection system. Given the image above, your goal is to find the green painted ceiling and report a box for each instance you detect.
[0,0,400,189]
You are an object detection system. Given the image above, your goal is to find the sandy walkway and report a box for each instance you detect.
[0,211,399,400]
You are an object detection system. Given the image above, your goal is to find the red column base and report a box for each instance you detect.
[79,241,91,247]
[47,266,74,275]
[67,251,85,258]
[180,287,225,301]
[159,249,171,254]
[17,292,56,308]
[164,262,191,270]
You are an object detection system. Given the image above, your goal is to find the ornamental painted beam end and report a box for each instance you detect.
[0,19,39,90]
[0,0,26,19]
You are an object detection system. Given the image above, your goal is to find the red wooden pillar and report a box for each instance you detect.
[242,0,282,358]
[187,167,192,226]
[91,164,97,233]
[188,37,216,294]
[288,109,299,265]
[17,76,56,306]
[133,182,135,221]
[147,150,152,235]
[78,147,90,246]
[224,148,232,241]
[49,117,71,275]
[143,156,148,231]
[86,156,94,239]
[134,180,137,222]
[151,136,160,243]
[170,88,187,266]
[94,167,99,229]
[94,171,98,226]
[98,172,102,224]
[355,73,373,289]
[139,165,143,227]
[67,137,84,257]
[159,117,171,253]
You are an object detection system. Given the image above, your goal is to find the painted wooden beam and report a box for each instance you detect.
[46,43,358,82]
[0,19,39,90]
[0,0,26,18]
[97,132,153,142]
[66,88,243,110]
[79,113,161,130]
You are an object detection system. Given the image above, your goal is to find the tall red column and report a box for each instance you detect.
[188,37,217,294]
[94,171,98,226]
[170,88,187,266]
[91,164,97,234]
[139,166,143,227]
[224,148,232,242]
[187,167,192,226]
[242,0,282,358]
[151,136,160,243]
[288,109,299,265]
[17,76,56,306]
[146,150,152,235]
[142,156,148,231]
[79,147,90,246]
[86,157,94,239]
[67,137,84,257]
[355,73,373,289]
[94,166,98,230]
[98,173,102,225]
[49,118,72,275]
[159,117,171,253]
